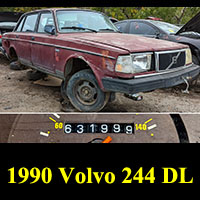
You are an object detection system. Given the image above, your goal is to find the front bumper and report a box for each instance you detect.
[102,64,200,94]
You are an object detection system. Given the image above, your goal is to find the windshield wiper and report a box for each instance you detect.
[98,28,120,33]
[61,26,97,33]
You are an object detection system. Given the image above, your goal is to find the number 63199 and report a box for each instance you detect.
[64,123,134,134]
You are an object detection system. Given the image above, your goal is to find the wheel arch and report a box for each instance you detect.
[63,55,105,90]
[8,46,18,61]
[64,55,91,77]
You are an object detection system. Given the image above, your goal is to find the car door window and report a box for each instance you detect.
[130,22,157,35]
[22,14,38,32]
[38,12,55,33]
[115,22,127,32]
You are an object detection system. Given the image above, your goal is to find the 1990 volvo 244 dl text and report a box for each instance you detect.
[1,8,200,111]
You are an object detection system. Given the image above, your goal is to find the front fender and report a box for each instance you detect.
[63,53,116,91]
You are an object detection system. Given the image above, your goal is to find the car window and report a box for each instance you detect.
[129,22,157,35]
[38,12,55,33]
[22,14,38,32]
[56,10,118,33]
[149,20,180,34]
[115,22,127,32]
[16,17,25,32]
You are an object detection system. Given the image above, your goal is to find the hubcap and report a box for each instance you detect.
[75,80,98,105]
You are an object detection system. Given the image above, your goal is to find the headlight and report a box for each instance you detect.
[132,54,152,73]
[115,54,152,74]
[115,55,133,73]
[185,48,192,65]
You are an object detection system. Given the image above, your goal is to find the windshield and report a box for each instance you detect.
[56,10,119,33]
[150,20,180,34]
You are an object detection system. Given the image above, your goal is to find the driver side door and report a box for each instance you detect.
[31,11,56,73]
[14,13,39,66]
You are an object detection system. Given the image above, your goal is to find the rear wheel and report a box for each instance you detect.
[27,70,47,81]
[10,61,27,71]
[63,69,110,112]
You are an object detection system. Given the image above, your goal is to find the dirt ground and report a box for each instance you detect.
[0,53,200,113]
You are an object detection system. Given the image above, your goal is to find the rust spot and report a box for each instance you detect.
[101,50,113,70]
[55,52,59,62]
[102,50,108,69]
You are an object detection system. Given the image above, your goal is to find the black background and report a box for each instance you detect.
[0,0,200,194]
[0,144,199,186]
[1,0,200,7]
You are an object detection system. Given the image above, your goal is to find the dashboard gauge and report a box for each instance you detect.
[0,114,199,143]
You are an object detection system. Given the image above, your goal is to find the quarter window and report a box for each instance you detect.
[16,17,25,32]
[38,12,55,33]
[22,14,38,32]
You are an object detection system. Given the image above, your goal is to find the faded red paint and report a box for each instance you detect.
[55,52,60,62]
[2,8,189,90]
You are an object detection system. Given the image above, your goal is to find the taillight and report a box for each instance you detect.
[0,35,2,39]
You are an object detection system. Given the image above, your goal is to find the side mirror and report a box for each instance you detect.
[44,25,55,35]
[155,31,160,39]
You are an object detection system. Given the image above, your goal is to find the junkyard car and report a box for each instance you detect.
[0,22,16,46]
[115,12,200,65]
[2,8,200,111]
[0,12,22,44]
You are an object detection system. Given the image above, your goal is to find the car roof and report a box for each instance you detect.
[24,8,103,15]
[0,22,16,25]
[115,19,155,24]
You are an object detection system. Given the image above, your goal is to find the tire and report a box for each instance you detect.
[10,61,27,71]
[60,80,70,102]
[27,70,47,81]
[64,69,110,112]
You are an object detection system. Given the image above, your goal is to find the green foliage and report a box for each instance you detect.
[92,7,200,25]
[0,7,200,25]
[0,7,46,13]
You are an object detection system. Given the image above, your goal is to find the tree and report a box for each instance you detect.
[0,7,200,25]
[91,7,200,25]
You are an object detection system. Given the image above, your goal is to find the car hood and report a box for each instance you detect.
[176,11,200,35]
[61,33,187,53]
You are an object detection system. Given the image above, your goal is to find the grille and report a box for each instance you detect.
[156,50,186,71]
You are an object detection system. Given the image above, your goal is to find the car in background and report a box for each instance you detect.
[0,12,23,54]
[109,17,118,23]
[146,16,163,21]
[0,22,17,45]
[2,8,200,112]
[115,12,200,65]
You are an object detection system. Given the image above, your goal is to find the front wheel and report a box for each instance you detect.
[64,69,110,112]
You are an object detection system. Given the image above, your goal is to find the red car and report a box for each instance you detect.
[2,8,200,112]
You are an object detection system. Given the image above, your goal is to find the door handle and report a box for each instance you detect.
[16,35,19,38]
[31,36,35,41]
